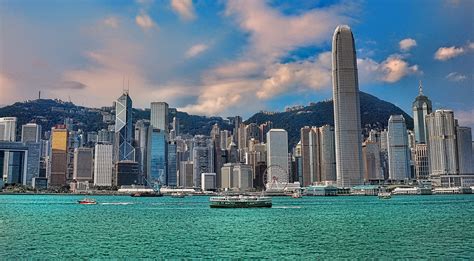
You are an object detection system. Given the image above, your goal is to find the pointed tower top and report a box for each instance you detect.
[418,80,423,96]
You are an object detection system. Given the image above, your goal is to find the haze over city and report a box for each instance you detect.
[0,0,473,128]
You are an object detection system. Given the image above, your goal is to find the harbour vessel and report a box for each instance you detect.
[77,198,97,205]
[378,191,392,199]
[171,192,186,198]
[209,195,272,208]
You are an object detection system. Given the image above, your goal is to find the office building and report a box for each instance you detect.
[426,110,458,178]
[134,120,150,181]
[318,125,336,182]
[192,136,214,187]
[167,141,177,186]
[114,91,135,162]
[300,126,319,186]
[266,129,289,184]
[49,126,68,186]
[0,117,17,141]
[148,129,168,185]
[150,102,169,132]
[21,123,41,143]
[0,141,40,186]
[456,126,472,174]
[115,161,140,186]
[332,25,363,187]
[387,115,410,181]
[232,164,253,191]
[178,161,194,188]
[97,129,113,144]
[201,172,216,191]
[362,141,383,182]
[414,144,429,180]
[73,148,93,182]
[412,81,432,144]
[94,143,113,186]
[172,117,180,137]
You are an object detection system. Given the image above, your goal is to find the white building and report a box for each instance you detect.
[201,172,216,191]
[0,117,17,142]
[232,164,253,191]
[266,129,289,184]
[387,115,410,181]
[94,144,113,186]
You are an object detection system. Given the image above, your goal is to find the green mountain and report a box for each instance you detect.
[0,91,412,148]
[245,92,413,147]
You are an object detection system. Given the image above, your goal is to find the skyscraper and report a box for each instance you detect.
[21,123,41,143]
[114,92,134,162]
[134,120,150,181]
[49,126,68,186]
[148,129,168,185]
[94,143,113,186]
[266,129,289,184]
[456,126,472,175]
[387,115,410,181]
[426,110,458,178]
[73,147,93,182]
[332,25,363,187]
[318,125,337,182]
[300,126,319,186]
[192,135,214,187]
[412,81,432,144]
[0,117,17,141]
[150,102,169,132]
[167,141,177,186]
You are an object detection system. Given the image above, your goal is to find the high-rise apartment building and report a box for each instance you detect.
[332,25,363,187]
[387,115,410,181]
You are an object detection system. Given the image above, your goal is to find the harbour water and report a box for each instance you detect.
[1,194,473,259]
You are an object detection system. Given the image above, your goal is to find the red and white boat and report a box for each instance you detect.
[77,198,97,205]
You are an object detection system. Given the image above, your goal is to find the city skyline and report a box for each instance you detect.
[0,0,472,130]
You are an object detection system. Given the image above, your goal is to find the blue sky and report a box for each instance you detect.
[0,0,472,127]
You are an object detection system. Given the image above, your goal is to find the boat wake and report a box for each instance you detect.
[100,202,134,205]
[272,206,302,209]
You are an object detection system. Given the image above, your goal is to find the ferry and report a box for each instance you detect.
[378,192,392,199]
[77,198,97,205]
[171,192,186,198]
[209,195,272,208]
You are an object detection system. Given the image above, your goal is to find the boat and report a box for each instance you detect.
[378,192,392,199]
[209,195,272,208]
[171,192,186,198]
[78,198,97,205]
[291,191,302,198]
[130,192,163,197]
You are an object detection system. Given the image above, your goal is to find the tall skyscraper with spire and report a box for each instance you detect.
[332,25,363,187]
[114,91,135,162]
[412,81,432,144]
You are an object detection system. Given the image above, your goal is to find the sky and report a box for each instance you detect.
[0,0,473,128]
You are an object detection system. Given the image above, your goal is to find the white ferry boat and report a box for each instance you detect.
[209,195,272,208]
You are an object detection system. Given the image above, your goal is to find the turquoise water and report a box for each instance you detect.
[1,194,473,259]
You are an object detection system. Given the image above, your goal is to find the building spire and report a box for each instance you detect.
[418,80,423,96]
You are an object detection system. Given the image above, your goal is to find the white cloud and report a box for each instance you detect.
[103,16,119,28]
[399,38,417,51]
[185,44,208,58]
[446,72,467,82]
[434,46,465,61]
[171,0,196,21]
[358,54,421,83]
[135,13,156,30]
[258,52,332,99]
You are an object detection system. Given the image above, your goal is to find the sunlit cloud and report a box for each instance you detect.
[171,0,196,21]
[399,38,417,52]
[185,44,208,58]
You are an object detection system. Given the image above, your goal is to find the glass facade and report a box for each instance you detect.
[149,129,167,185]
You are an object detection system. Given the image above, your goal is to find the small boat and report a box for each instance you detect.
[378,192,392,199]
[291,191,302,198]
[78,198,97,205]
[171,192,186,198]
[130,192,163,197]
[210,195,272,208]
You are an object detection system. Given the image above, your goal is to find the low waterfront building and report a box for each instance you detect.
[304,185,338,196]
[351,185,380,196]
